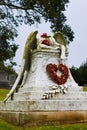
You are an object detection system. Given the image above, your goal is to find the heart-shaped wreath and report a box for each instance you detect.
[46,63,69,85]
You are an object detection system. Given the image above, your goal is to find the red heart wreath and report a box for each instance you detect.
[46,63,69,85]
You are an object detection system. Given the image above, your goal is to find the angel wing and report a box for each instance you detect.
[4,30,38,102]
[53,31,67,47]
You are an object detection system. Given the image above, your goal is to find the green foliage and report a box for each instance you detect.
[0,0,74,47]
[70,66,79,84]
[70,59,87,86]
[0,4,18,62]
[20,0,74,44]
[0,61,17,74]
[0,0,74,71]
[0,27,18,61]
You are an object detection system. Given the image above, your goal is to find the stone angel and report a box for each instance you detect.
[4,30,67,102]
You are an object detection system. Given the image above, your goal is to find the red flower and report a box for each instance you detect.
[42,39,50,46]
[41,33,47,38]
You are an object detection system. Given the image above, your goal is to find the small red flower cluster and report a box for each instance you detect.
[42,40,50,46]
[46,63,69,85]
[41,33,47,38]
[41,33,50,46]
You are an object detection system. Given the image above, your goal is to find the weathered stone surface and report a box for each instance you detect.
[0,48,87,125]
[13,91,87,101]
[0,110,87,125]
[0,98,87,111]
[11,49,80,101]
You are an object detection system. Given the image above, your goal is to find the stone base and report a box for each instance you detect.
[0,49,86,125]
[0,110,87,125]
[0,98,87,112]
[0,86,86,125]
[0,90,87,126]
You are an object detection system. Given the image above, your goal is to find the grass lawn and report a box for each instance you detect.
[83,86,87,91]
[0,119,87,130]
[0,88,9,101]
[0,119,22,130]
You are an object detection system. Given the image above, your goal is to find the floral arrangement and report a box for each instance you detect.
[40,33,50,46]
[46,63,69,85]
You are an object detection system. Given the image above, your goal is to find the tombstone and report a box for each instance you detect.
[0,70,10,89]
[0,70,8,81]
[9,74,17,87]
[0,31,87,125]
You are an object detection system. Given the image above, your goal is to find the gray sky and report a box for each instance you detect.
[14,0,87,72]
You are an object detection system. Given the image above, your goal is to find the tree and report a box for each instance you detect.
[78,60,87,85]
[0,0,74,70]
[70,59,87,86]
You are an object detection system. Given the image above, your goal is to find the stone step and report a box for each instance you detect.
[13,91,87,101]
[68,86,83,91]
[1,99,87,111]
[13,91,45,100]
[19,86,83,92]
[54,92,87,99]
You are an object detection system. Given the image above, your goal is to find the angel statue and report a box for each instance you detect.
[37,31,67,60]
[4,30,67,102]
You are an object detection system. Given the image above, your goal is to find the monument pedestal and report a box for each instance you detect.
[13,49,80,100]
[0,49,87,125]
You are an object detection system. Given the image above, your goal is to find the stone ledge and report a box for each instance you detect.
[0,100,87,111]
[0,110,87,125]
[13,91,87,101]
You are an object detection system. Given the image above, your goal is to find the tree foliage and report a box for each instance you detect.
[0,0,74,71]
[0,61,17,74]
[70,60,87,86]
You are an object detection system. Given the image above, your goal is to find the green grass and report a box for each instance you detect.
[0,119,22,130]
[83,86,87,91]
[0,88,9,101]
[26,124,87,130]
[0,119,87,130]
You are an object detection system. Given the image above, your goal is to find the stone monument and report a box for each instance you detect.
[9,74,17,87]
[0,30,87,125]
[0,70,10,89]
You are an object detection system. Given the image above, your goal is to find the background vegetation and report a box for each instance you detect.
[70,59,87,86]
[0,0,74,73]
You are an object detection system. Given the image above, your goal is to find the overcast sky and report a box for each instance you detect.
[14,0,87,72]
